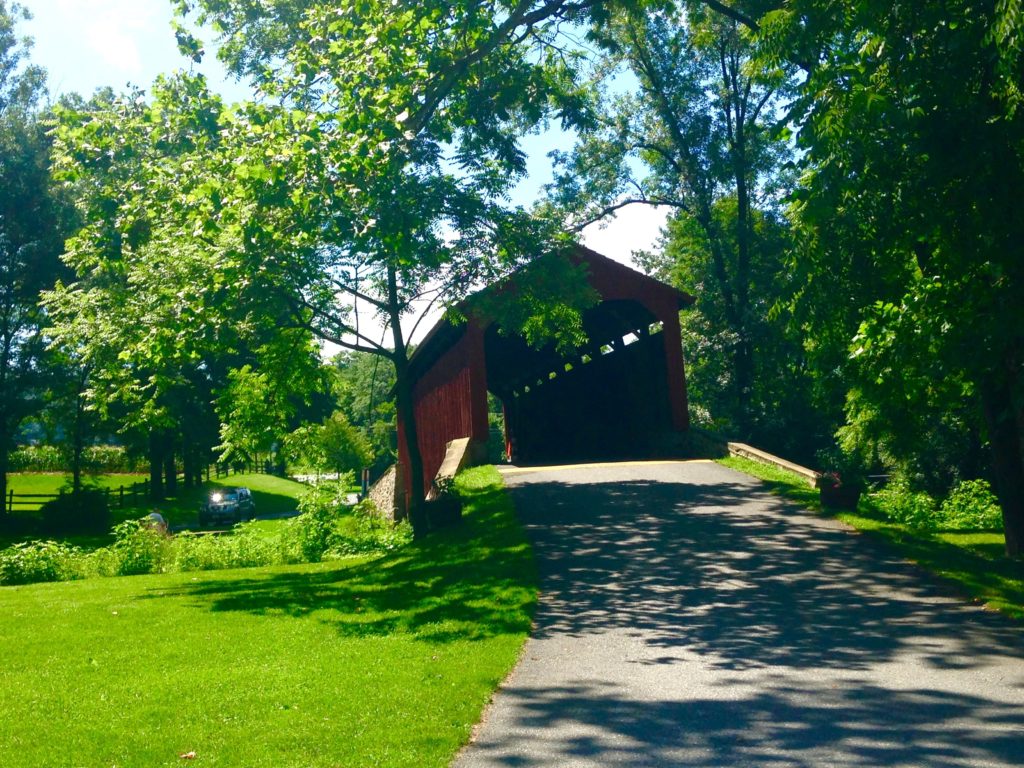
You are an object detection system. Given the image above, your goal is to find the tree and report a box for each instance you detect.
[49,80,327,501]
[285,410,372,477]
[759,0,1024,554]
[86,0,604,536]
[548,2,799,439]
[332,350,397,476]
[0,1,67,515]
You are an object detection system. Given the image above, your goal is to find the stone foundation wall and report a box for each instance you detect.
[368,464,407,522]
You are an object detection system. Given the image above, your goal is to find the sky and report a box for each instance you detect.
[21,0,670,342]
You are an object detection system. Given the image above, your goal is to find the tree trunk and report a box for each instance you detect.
[148,429,164,502]
[71,396,85,495]
[388,265,427,537]
[732,99,754,436]
[182,437,195,490]
[164,436,177,497]
[0,441,8,522]
[981,377,1024,557]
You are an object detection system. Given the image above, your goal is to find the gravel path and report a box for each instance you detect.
[453,460,1024,768]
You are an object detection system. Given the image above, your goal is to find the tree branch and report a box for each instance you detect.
[571,197,689,232]
[702,1,761,32]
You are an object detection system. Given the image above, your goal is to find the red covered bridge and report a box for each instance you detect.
[398,245,695,497]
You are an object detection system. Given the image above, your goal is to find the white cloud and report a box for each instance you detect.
[69,0,158,75]
[580,203,670,268]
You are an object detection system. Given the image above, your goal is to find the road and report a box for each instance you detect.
[453,460,1024,768]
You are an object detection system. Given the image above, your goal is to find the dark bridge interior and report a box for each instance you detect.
[485,300,673,464]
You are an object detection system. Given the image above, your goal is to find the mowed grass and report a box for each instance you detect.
[719,455,1024,621]
[8,472,148,497]
[0,466,536,768]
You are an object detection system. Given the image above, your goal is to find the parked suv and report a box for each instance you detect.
[199,487,255,527]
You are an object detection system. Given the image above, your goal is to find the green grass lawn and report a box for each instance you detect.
[719,455,1024,621]
[0,466,535,768]
[8,472,148,497]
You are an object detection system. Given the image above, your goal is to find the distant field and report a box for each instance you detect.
[1,473,309,550]
[7,472,148,501]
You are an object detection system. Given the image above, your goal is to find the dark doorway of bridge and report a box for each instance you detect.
[485,300,674,465]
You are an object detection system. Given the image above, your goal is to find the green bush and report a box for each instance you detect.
[281,484,345,562]
[0,483,414,587]
[0,540,83,585]
[111,520,171,576]
[331,499,413,555]
[939,479,1003,530]
[83,445,146,473]
[173,523,279,572]
[10,444,146,473]
[39,489,111,536]
[872,478,940,530]
[9,445,63,472]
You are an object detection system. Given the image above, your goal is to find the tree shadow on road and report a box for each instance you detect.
[457,467,1024,767]
[468,677,1023,767]
[508,474,1024,673]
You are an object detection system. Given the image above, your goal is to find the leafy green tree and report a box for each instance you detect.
[332,350,397,475]
[285,410,372,477]
[48,80,325,499]
[549,2,798,438]
[103,0,604,536]
[760,0,1024,554]
[0,2,69,513]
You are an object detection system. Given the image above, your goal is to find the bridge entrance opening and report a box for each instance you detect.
[485,300,674,464]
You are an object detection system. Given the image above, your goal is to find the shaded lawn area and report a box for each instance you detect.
[719,455,1024,621]
[0,466,535,768]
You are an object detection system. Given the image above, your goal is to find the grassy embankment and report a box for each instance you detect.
[0,466,535,768]
[720,455,1024,621]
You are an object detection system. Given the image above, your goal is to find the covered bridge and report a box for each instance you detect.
[398,245,695,497]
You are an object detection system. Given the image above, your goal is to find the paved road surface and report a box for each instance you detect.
[453,460,1024,767]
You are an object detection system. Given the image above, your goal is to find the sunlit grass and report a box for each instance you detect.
[0,466,535,767]
[719,455,1024,621]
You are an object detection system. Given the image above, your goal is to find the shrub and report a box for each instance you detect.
[0,540,83,585]
[872,478,940,530]
[111,520,171,576]
[331,499,413,555]
[9,444,146,473]
[39,489,111,536]
[939,479,1003,531]
[9,445,63,472]
[281,484,344,563]
[173,523,278,572]
[0,484,414,587]
[83,445,146,473]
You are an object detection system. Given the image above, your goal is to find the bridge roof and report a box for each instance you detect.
[407,244,695,386]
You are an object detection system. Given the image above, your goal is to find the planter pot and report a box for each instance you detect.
[819,484,862,511]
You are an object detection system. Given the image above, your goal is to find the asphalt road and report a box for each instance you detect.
[453,460,1024,768]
